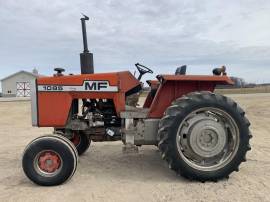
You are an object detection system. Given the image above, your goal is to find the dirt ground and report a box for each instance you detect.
[0,94,270,202]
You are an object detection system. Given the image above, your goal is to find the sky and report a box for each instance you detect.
[0,0,270,85]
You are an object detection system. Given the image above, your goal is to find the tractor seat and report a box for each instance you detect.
[175,65,187,75]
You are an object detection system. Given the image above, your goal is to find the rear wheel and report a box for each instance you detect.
[158,91,252,181]
[22,135,78,186]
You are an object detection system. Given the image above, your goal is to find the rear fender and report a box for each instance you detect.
[147,75,233,118]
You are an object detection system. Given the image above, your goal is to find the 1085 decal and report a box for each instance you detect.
[42,85,63,91]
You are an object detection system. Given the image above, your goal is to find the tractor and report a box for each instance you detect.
[22,15,252,186]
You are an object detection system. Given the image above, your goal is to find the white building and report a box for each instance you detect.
[1,69,39,97]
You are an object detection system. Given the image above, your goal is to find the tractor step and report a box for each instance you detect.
[120,106,149,118]
[122,143,139,153]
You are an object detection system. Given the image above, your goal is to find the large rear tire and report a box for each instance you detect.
[22,135,78,186]
[158,91,252,181]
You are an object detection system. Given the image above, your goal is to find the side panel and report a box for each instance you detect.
[148,81,215,118]
[38,93,72,127]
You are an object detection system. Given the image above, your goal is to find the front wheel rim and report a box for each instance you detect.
[34,150,63,177]
[176,107,240,172]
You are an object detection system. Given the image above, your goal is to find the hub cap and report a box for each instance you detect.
[188,116,227,158]
[34,150,62,177]
[176,107,239,171]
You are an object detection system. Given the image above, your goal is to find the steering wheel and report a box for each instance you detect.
[135,63,153,80]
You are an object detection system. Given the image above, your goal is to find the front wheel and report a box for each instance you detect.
[158,91,252,181]
[22,135,78,186]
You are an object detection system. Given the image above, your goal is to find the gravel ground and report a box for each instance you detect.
[0,93,269,202]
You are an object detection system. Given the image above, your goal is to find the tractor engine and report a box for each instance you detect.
[60,99,122,142]
[82,99,120,127]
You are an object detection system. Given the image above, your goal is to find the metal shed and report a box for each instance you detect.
[1,70,39,97]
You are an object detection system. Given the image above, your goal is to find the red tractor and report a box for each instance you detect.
[22,15,252,186]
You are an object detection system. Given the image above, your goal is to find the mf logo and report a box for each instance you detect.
[84,81,118,92]
[84,81,109,91]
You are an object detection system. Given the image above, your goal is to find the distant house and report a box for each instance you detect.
[1,69,40,97]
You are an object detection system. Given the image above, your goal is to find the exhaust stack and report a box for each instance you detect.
[80,14,94,74]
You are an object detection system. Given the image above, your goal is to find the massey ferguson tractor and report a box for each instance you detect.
[22,15,252,186]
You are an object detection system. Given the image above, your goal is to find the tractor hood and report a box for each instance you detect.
[37,71,140,93]
[32,71,140,127]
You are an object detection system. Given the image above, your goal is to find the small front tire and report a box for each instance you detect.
[22,135,78,186]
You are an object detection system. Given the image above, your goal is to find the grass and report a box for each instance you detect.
[215,86,270,94]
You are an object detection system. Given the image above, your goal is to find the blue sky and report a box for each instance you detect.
[0,0,270,85]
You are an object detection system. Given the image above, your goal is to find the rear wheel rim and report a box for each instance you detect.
[34,150,63,177]
[176,107,240,172]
